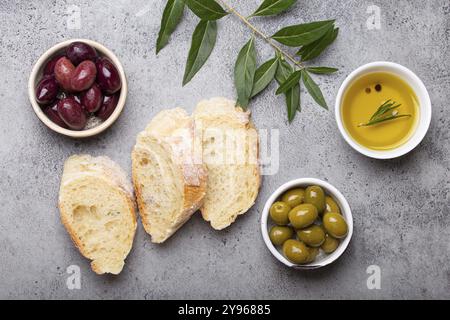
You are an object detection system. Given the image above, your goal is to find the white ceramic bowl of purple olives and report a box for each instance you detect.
[29,39,127,138]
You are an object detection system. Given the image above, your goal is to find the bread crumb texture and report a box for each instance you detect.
[59,155,136,275]
[194,97,261,230]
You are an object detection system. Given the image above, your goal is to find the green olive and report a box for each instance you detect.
[288,204,318,229]
[305,247,319,263]
[321,233,340,254]
[282,240,310,264]
[297,225,326,247]
[269,226,294,246]
[281,188,305,207]
[323,212,348,239]
[325,196,341,214]
[305,185,326,214]
[269,201,290,225]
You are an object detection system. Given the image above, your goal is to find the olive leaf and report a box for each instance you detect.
[301,69,327,109]
[156,0,186,54]
[285,83,300,122]
[250,0,297,18]
[234,37,257,109]
[276,59,300,122]
[297,27,339,61]
[276,69,301,95]
[306,67,338,74]
[251,57,278,98]
[272,20,335,47]
[275,56,292,83]
[183,20,217,86]
[186,0,228,20]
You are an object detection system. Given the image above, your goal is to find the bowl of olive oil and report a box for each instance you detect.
[335,62,431,159]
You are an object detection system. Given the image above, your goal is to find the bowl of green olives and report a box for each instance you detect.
[261,178,353,269]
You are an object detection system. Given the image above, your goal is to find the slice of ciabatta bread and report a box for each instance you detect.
[193,97,261,230]
[132,108,207,243]
[59,155,137,275]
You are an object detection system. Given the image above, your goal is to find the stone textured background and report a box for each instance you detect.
[0,0,449,299]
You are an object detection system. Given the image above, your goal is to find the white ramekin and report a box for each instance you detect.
[335,61,432,159]
[261,178,353,270]
[28,39,127,138]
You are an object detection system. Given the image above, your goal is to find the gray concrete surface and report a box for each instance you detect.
[0,0,449,300]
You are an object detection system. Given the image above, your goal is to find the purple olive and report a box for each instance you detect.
[36,75,59,105]
[96,57,121,94]
[81,83,103,113]
[54,57,75,91]
[66,94,81,105]
[70,60,97,92]
[66,42,97,66]
[44,104,68,129]
[57,97,87,130]
[43,54,64,75]
[96,94,119,121]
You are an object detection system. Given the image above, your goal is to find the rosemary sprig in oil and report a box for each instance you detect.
[358,99,411,127]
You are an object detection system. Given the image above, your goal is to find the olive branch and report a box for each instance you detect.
[156,0,339,122]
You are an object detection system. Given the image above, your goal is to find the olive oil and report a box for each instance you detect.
[341,72,419,150]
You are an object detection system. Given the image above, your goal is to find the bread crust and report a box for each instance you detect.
[59,155,137,275]
[131,166,207,243]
